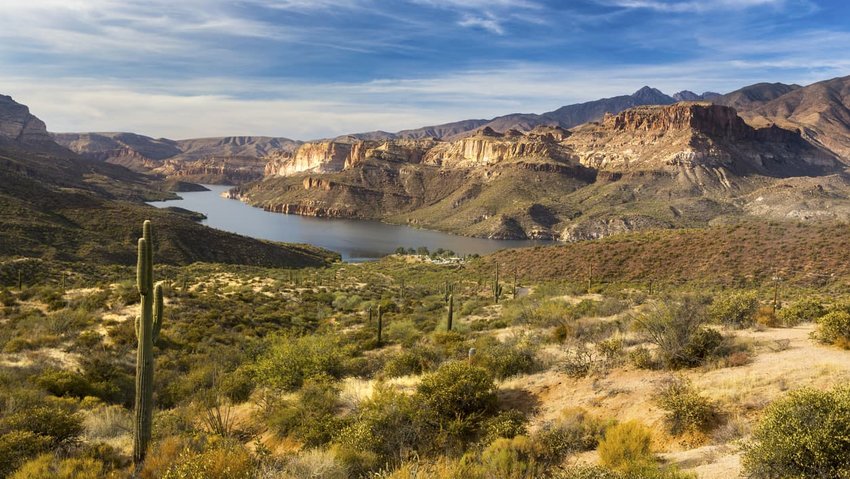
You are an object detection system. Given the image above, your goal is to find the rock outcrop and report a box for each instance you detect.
[0,95,72,156]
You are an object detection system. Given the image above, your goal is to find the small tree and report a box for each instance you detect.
[707,291,758,328]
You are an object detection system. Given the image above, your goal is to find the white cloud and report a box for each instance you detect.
[600,0,787,12]
[458,14,505,35]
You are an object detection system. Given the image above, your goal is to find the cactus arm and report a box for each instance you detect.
[152,282,164,343]
[137,238,148,295]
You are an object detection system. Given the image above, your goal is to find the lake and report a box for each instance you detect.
[149,185,549,262]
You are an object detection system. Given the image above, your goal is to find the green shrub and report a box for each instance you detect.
[481,410,528,443]
[417,361,497,421]
[0,431,52,478]
[477,436,543,479]
[0,406,83,447]
[336,384,420,467]
[220,367,254,404]
[269,377,344,447]
[534,408,612,464]
[254,333,347,391]
[777,298,825,327]
[654,377,718,435]
[34,369,107,399]
[814,311,850,348]
[472,337,536,380]
[707,291,758,328]
[161,440,254,479]
[743,387,850,478]
[382,346,440,378]
[598,421,653,473]
[9,454,106,479]
[634,298,720,369]
[551,465,624,479]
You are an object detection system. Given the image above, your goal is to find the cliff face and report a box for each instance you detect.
[564,102,835,173]
[264,138,438,176]
[423,127,574,168]
[0,95,72,156]
[53,132,299,184]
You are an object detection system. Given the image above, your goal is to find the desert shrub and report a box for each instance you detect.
[634,298,721,369]
[743,387,850,478]
[477,435,544,479]
[0,431,52,478]
[629,346,656,369]
[336,384,420,467]
[777,298,825,326]
[384,319,422,347]
[34,369,108,400]
[707,291,758,328]
[254,333,347,391]
[814,311,850,348]
[0,405,83,447]
[471,336,536,380]
[82,405,133,440]
[481,410,529,443]
[274,449,348,479]
[534,408,612,464]
[754,306,779,327]
[161,440,254,479]
[381,347,439,378]
[220,367,255,404]
[9,454,106,479]
[598,421,653,473]
[654,377,718,435]
[268,377,344,447]
[561,345,596,378]
[415,361,498,447]
[551,465,624,479]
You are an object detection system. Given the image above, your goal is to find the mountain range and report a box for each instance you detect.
[8,74,850,243]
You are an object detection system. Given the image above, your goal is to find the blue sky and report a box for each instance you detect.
[0,0,848,139]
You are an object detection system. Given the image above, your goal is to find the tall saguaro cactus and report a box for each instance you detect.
[447,294,454,331]
[133,220,164,466]
[444,281,454,303]
[376,305,383,345]
[493,264,503,304]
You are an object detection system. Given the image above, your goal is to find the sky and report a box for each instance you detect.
[0,0,848,140]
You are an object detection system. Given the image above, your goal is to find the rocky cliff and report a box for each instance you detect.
[0,95,72,155]
[53,132,300,184]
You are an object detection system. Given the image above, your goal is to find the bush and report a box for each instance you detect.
[534,408,611,464]
[551,465,624,479]
[477,436,543,479]
[598,421,653,473]
[707,291,758,328]
[471,337,536,380]
[481,410,528,443]
[9,454,106,479]
[777,298,825,327]
[254,333,347,391]
[654,377,718,435]
[269,377,344,447]
[162,440,254,479]
[0,431,52,478]
[743,387,850,478]
[34,369,107,399]
[634,298,721,369]
[415,361,498,448]
[0,406,83,447]
[754,306,779,327]
[814,311,850,348]
[382,347,439,378]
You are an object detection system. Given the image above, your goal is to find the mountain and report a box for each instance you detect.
[0,94,76,157]
[52,132,301,184]
[673,90,721,102]
[347,87,678,142]
[713,82,802,111]
[0,95,337,267]
[738,75,850,161]
[236,102,843,241]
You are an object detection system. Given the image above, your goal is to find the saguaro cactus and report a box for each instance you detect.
[493,264,503,304]
[17,269,22,290]
[133,220,164,466]
[376,305,383,345]
[444,281,454,303]
[447,294,454,331]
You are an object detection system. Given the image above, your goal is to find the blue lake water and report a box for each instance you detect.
[149,185,549,261]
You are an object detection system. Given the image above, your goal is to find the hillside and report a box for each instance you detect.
[740,75,850,161]
[53,132,301,184]
[238,102,845,241]
[0,96,337,267]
